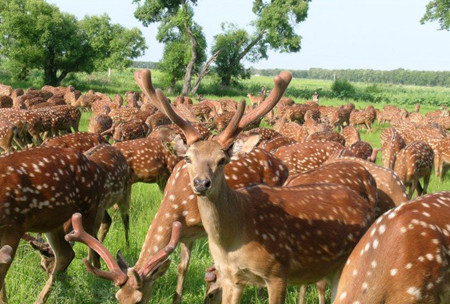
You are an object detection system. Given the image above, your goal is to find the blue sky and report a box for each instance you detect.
[47,0,450,71]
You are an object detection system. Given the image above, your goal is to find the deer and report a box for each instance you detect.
[73,145,289,304]
[204,160,380,304]
[135,68,378,304]
[333,191,450,304]
[324,156,410,214]
[381,127,406,169]
[41,132,108,153]
[0,146,113,304]
[274,141,346,174]
[434,137,450,181]
[392,141,434,197]
[65,213,182,304]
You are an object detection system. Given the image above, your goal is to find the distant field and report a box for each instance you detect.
[1,68,450,107]
[2,70,450,303]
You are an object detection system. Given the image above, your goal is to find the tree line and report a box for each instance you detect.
[251,68,450,87]
[0,0,448,91]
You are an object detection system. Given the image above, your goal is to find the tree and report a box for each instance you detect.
[212,24,257,86]
[0,0,93,85]
[421,0,450,30]
[212,0,310,87]
[79,15,147,72]
[134,0,206,95]
[0,0,147,86]
[156,8,206,94]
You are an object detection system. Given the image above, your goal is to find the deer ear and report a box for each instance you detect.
[143,259,172,282]
[116,251,129,274]
[227,134,260,160]
[157,127,188,156]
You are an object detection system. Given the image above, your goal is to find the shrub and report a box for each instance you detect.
[331,79,356,98]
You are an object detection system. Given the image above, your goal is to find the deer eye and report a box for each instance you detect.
[184,156,192,164]
[218,157,227,166]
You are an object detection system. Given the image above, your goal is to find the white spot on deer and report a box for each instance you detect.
[390,268,398,276]
[406,287,421,299]
[405,263,413,269]
[339,291,347,300]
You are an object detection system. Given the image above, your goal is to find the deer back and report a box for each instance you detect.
[333,191,450,304]
[0,147,106,232]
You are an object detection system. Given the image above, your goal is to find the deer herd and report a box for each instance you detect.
[0,70,449,304]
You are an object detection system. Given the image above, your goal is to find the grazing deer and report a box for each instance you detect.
[0,147,111,304]
[392,141,434,197]
[136,69,377,304]
[65,213,182,304]
[333,191,450,304]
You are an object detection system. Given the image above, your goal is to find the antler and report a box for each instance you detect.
[138,221,182,278]
[64,213,128,286]
[215,71,292,148]
[134,69,202,145]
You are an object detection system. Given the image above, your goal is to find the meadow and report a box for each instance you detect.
[2,70,450,303]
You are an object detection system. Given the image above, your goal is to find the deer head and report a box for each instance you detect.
[134,69,292,198]
[65,213,182,304]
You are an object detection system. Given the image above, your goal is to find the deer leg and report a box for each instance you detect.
[316,279,327,304]
[0,231,21,304]
[266,277,287,304]
[297,285,306,304]
[221,280,243,304]
[173,240,194,304]
[98,210,112,243]
[422,174,431,195]
[434,154,442,180]
[83,208,104,269]
[34,227,75,304]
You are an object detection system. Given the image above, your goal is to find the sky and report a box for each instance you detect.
[47,0,450,71]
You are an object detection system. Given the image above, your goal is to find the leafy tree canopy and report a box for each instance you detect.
[0,0,92,85]
[421,0,450,30]
[0,0,146,85]
[79,14,147,71]
[212,0,310,86]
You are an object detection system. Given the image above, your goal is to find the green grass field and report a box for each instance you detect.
[3,71,450,304]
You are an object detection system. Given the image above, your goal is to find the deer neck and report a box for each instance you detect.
[196,175,243,248]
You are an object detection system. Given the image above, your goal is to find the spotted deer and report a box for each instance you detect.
[341,126,360,147]
[205,161,380,304]
[392,141,434,197]
[75,146,289,304]
[306,131,346,146]
[274,141,346,174]
[136,68,377,304]
[0,122,18,152]
[349,105,376,131]
[381,127,406,169]
[41,132,108,153]
[325,156,409,213]
[0,147,113,303]
[65,213,182,304]
[333,191,450,304]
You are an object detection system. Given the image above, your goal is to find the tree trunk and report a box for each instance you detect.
[44,68,58,86]
[168,78,176,95]
[191,49,221,96]
[220,32,264,87]
[182,18,197,96]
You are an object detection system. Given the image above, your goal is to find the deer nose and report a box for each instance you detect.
[193,177,211,193]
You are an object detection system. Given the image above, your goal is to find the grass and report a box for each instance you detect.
[2,71,450,303]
